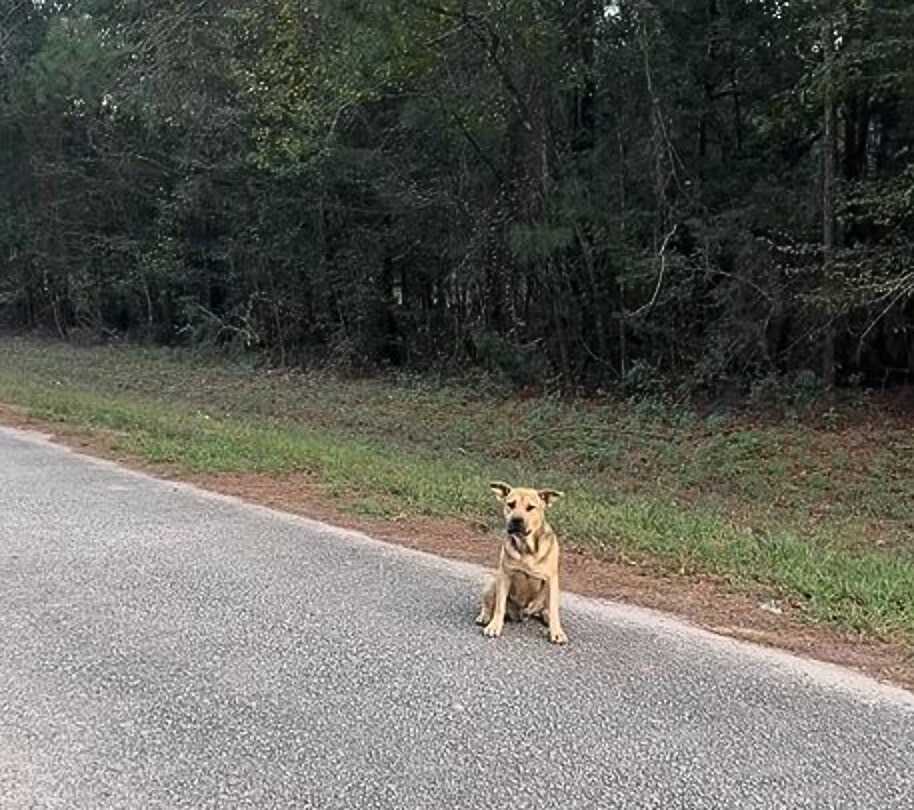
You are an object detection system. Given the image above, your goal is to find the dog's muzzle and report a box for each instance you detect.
[507,517,526,535]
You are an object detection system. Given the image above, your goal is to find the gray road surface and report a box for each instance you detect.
[1,426,912,809]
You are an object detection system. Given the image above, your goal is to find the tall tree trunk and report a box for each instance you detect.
[821,15,837,389]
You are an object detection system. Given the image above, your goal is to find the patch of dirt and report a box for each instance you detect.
[2,403,912,692]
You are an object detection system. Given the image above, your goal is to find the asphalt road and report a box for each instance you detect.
[1,427,913,809]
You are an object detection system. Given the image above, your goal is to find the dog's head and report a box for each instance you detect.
[489,481,563,552]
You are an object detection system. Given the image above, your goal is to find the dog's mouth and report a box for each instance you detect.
[507,531,531,553]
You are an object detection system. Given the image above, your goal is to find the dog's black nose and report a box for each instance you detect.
[507,517,525,534]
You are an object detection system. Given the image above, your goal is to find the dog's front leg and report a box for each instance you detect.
[475,580,495,626]
[546,575,568,644]
[483,572,510,638]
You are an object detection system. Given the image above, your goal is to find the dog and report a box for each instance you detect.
[475,481,568,644]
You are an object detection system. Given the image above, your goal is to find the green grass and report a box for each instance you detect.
[1,336,913,644]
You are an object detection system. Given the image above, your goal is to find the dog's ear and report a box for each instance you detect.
[538,489,564,507]
[489,481,512,501]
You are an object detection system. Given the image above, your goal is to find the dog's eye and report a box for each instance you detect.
[506,501,516,509]
[525,504,536,512]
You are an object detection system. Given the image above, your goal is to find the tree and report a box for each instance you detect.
[1,0,912,390]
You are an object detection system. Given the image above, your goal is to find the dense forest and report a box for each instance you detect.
[2,1,913,392]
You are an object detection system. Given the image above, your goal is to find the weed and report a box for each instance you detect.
[1,336,912,643]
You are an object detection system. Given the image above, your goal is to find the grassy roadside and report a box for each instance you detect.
[1,336,912,647]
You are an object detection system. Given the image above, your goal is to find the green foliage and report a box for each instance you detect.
[1,0,913,389]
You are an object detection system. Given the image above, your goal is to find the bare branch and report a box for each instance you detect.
[627,224,677,318]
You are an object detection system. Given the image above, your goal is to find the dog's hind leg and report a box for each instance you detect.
[521,585,549,625]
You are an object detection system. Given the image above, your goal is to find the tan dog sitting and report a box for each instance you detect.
[476,481,568,644]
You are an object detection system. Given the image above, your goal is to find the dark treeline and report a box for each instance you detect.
[2,1,913,392]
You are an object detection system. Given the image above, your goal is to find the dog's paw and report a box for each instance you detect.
[482,621,503,638]
[474,611,490,626]
[549,628,568,645]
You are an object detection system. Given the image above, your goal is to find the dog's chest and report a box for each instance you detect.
[504,540,553,579]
